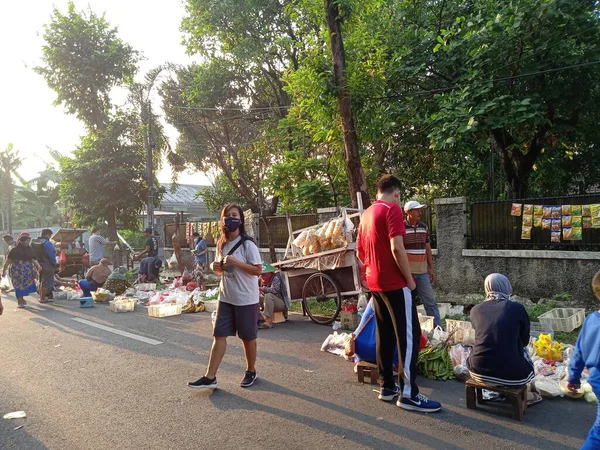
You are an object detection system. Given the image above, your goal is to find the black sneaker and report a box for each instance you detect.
[240,371,257,388]
[378,384,400,402]
[188,376,217,389]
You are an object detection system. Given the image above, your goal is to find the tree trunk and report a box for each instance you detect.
[325,0,371,209]
[260,216,277,263]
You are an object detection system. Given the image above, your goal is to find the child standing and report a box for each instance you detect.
[568,271,600,450]
[188,203,262,389]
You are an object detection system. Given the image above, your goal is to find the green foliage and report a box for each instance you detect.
[526,301,557,322]
[119,229,146,250]
[554,331,579,345]
[59,113,152,231]
[35,1,140,130]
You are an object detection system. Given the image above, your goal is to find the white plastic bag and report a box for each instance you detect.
[0,276,12,291]
[167,253,178,269]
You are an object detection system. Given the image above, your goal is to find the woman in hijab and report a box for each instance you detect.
[1,233,42,307]
[467,274,540,402]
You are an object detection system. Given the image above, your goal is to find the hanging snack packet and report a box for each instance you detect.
[522,215,533,227]
[533,216,543,228]
[534,205,543,217]
[523,204,534,215]
[562,205,572,215]
[572,216,582,227]
[552,206,562,218]
[572,205,582,216]
[551,231,561,243]
[511,203,523,216]
[593,217,600,229]
[551,219,561,231]
[583,217,592,229]
[562,215,572,227]
[563,227,573,240]
[542,218,552,230]
[582,205,592,217]
[543,206,553,218]
[572,227,583,240]
[592,204,600,219]
[521,226,532,240]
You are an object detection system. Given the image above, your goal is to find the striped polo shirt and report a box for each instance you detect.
[403,220,429,274]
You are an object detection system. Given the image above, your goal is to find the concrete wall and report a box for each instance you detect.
[433,197,600,307]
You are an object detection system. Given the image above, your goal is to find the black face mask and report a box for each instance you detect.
[224,217,241,233]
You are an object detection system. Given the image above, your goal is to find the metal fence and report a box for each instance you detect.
[469,194,600,251]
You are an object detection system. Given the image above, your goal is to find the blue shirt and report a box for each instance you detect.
[569,312,600,387]
[195,239,208,263]
[43,239,57,265]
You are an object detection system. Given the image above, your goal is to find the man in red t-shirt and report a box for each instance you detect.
[357,175,441,413]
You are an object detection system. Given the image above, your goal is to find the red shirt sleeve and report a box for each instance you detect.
[356,224,364,261]
[387,204,406,239]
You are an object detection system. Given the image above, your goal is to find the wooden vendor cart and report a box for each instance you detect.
[51,228,87,278]
[272,207,363,325]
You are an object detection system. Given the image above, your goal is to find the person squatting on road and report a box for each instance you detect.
[403,201,442,328]
[568,271,600,450]
[357,175,441,413]
[188,203,262,390]
[79,258,112,297]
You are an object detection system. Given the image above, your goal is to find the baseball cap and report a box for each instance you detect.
[404,201,426,212]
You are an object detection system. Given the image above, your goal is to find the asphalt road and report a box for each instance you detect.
[0,292,593,450]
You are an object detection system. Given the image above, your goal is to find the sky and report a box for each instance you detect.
[0,0,210,186]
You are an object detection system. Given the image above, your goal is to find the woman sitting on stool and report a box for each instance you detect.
[468,273,541,405]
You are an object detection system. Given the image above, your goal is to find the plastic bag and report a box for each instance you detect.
[167,253,178,269]
[58,250,67,265]
[0,276,12,292]
[293,230,309,248]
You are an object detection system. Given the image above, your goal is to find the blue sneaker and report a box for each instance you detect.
[378,384,400,402]
[397,393,442,413]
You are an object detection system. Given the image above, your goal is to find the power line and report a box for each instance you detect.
[369,60,600,101]
[167,104,290,112]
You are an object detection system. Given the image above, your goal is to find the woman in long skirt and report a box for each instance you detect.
[2,233,41,307]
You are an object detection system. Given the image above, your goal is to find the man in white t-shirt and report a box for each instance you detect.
[88,228,117,265]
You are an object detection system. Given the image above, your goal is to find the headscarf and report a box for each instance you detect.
[484,273,512,302]
[17,232,31,243]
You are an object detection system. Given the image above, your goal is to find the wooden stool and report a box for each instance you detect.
[272,312,286,324]
[465,379,527,421]
[357,361,379,385]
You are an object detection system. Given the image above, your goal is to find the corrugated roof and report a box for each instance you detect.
[159,184,209,206]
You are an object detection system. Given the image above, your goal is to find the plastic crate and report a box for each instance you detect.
[109,299,135,313]
[437,303,451,320]
[79,297,94,308]
[148,303,182,318]
[418,314,435,333]
[53,291,70,301]
[529,321,554,339]
[539,308,585,332]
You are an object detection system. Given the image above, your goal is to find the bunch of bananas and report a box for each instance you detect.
[183,298,205,313]
[417,345,455,380]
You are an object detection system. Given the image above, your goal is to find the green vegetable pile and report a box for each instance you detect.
[417,345,455,380]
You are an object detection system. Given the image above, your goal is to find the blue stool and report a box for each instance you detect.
[79,297,94,308]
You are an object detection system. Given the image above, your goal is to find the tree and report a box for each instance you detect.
[0,144,22,234]
[35,1,139,131]
[13,163,63,229]
[324,0,370,208]
[59,113,151,233]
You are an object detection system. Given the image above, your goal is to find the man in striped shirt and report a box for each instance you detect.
[403,201,442,328]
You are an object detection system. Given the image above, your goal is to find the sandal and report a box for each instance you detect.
[259,323,273,329]
[527,392,543,406]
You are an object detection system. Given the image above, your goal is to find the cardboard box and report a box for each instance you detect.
[340,310,358,331]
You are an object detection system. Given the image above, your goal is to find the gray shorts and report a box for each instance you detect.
[213,301,259,341]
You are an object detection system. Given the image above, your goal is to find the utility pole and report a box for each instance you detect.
[2,156,12,235]
[146,101,156,233]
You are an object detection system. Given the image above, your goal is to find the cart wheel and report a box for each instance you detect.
[302,273,342,325]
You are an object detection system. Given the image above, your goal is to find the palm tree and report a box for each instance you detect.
[0,144,23,234]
